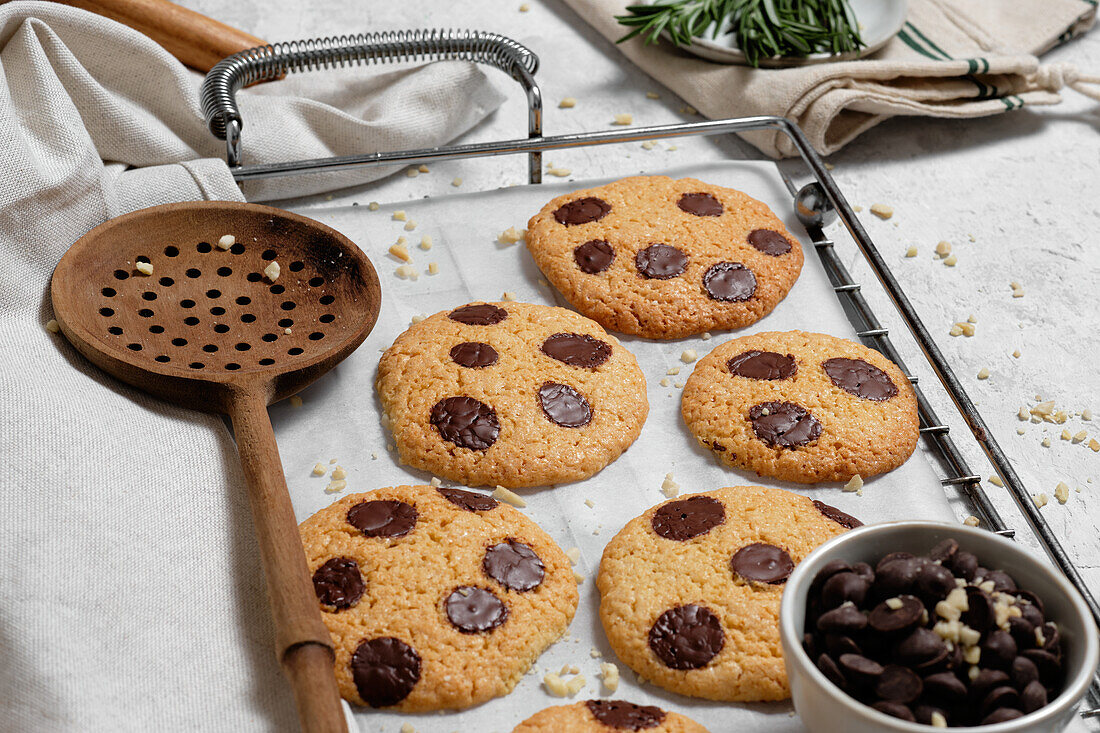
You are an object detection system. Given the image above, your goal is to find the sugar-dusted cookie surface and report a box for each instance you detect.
[512,700,710,732]
[597,486,858,702]
[300,485,578,711]
[525,176,803,339]
[377,301,648,488]
[681,330,919,483]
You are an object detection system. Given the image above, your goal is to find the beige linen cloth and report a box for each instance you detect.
[0,1,503,729]
[565,0,1099,156]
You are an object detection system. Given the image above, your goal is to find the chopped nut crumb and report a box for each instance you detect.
[852,205,863,212]
[963,516,980,527]
[565,547,581,564]
[492,486,526,508]
[543,672,585,697]
[701,332,712,340]
[1031,400,1056,418]
[1012,349,1021,358]
[659,377,670,387]
[1010,281,1025,298]
[673,381,684,389]
[960,322,975,336]
[501,291,517,302]
[1054,482,1070,504]
[599,662,620,693]
[885,597,903,610]
[311,463,326,477]
[905,245,918,257]
[967,314,977,323]
[498,226,525,245]
[405,168,419,178]
[135,261,153,276]
[989,475,1004,487]
[417,164,429,174]
[681,349,698,363]
[612,113,633,125]
[324,479,347,494]
[646,91,660,99]
[558,97,577,109]
[944,254,958,266]
[419,235,433,251]
[590,648,602,658]
[519,2,530,10]
[661,473,680,498]
[44,319,59,333]
[288,395,302,408]
[869,203,893,219]
[1090,439,1100,452]
[427,262,439,275]
[977,368,990,380]
[451,177,463,187]
[935,241,952,258]
[546,166,572,177]
[367,202,380,211]
[844,474,864,495]
[1018,407,1029,421]
[667,144,677,151]
[824,162,835,170]
[331,466,347,480]
[400,723,416,733]
[284,327,292,335]
[641,141,657,150]
[1061,429,1072,441]
[584,498,595,508]
[1041,437,1051,447]
[1073,430,1087,443]
[931,711,947,728]
[680,105,697,115]
[395,265,419,280]
[389,243,412,263]
[217,234,235,250]
[1017,428,1026,435]
[949,324,964,337]
[392,210,407,221]
[1082,409,1092,420]
[404,220,417,231]
[263,261,280,281]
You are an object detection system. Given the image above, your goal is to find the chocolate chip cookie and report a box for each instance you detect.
[300,484,579,711]
[512,700,709,732]
[377,301,649,488]
[525,176,803,339]
[681,330,919,483]
[597,486,857,702]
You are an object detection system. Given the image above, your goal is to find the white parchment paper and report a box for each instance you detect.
[272,162,958,733]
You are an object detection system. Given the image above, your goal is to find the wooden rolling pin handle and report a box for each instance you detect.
[52,0,268,72]
[227,388,347,733]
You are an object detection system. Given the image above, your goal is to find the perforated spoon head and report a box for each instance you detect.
[50,201,381,412]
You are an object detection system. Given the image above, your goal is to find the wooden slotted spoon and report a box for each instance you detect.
[50,201,382,732]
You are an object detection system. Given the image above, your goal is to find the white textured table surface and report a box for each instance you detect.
[181,0,1100,723]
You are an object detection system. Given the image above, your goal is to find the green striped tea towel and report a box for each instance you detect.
[564,0,1098,157]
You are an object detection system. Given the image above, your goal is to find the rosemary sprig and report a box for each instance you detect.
[616,0,865,67]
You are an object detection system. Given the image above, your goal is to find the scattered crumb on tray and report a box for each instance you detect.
[492,485,526,508]
[263,261,280,282]
[558,97,577,109]
[311,463,326,477]
[135,261,153,276]
[498,226,525,245]
[870,203,893,219]
[216,234,235,250]
[45,319,59,333]
[392,210,407,221]
[612,113,633,125]
[681,349,698,363]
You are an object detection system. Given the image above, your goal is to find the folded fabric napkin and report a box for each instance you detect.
[0,1,503,729]
[564,0,1099,157]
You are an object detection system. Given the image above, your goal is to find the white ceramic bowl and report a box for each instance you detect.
[779,521,1099,732]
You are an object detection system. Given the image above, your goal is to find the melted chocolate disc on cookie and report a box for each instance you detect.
[351,637,422,707]
[677,192,723,217]
[448,303,508,325]
[538,382,592,427]
[555,197,611,226]
[437,487,498,512]
[541,333,612,368]
[812,500,863,529]
[347,500,418,538]
[651,496,725,541]
[574,240,615,274]
[748,401,823,448]
[747,229,792,256]
[312,557,365,609]
[635,244,688,280]
[822,357,898,401]
[731,543,794,584]
[648,604,725,670]
[727,350,797,380]
[449,341,499,368]
[703,261,756,302]
[483,539,545,591]
[586,700,667,730]
[430,396,500,450]
[444,586,509,633]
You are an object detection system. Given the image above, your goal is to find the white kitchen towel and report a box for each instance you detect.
[0,2,503,730]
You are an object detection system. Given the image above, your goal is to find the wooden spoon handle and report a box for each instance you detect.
[52,0,268,72]
[228,389,347,733]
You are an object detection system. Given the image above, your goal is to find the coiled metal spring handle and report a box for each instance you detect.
[200,29,544,182]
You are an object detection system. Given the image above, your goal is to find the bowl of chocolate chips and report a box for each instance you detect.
[779,521,1098,732]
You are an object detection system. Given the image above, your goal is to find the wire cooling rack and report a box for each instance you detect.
[200,29,1100,720]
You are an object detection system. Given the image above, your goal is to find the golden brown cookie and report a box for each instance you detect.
[681,331,919,483]
[300,485,578,711]
[377,301,648,488]
[512,700,709,732]
[525,176,803,339]
[597,486,857,702]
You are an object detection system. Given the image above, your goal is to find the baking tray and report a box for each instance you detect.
[200,29,1100,726]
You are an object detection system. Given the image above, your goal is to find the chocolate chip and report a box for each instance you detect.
[1040,622,1061,653]
[810,559,852,596]
[822,358,898,401]
[923,671,968,703]
[1020,599,1045,628]
[747,229,792,256]
[449,341,499,368]
[839,653,884,683]
[1011,655,1040,689]
[985,569,1018,593]
[555,197,610,226]
[929,538,958,564]
[677,192,723,217]
[483,539,544,592]
[585,699,666,730]
[871,701,915,722]
[852,562,875,583]
[981,708,1024,725]
[702,261,756,302]
[1021,649,1062,687]
[727,350,797,380]
[948,550,979,581]
[648,604,725,670]
[817,604,868,634]
[635,243,688,279]
[962,586,995,634]
[983,630,1019,669]
[812,500,863,529]
[448,303,507,325]
[826,634,863,657]
[895,627,947,667]
[915,563,956,603]
[541,333,612,368]
[872,556,921,598]
[574,240,615,274]
[817,653,848,690]
[445,586,508,633]
[347,500,418,538]
[803,633,818,658]
[537,382,592,427]
[651,496,725,541]
[875,665,922,703]
[1021,679,1048,713]
[868,595,923,633]
[351,637,421,707]
[312,557,365,609]
[430,396,500,450]
[822,572,869,609]
[437,487,498,512]
[971,669,1011,698]
[981,685,1020,716]
[748,401,822,448]
[1008,615,1036,647]
[1015,589,1046,618]
[731,543,794,584]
